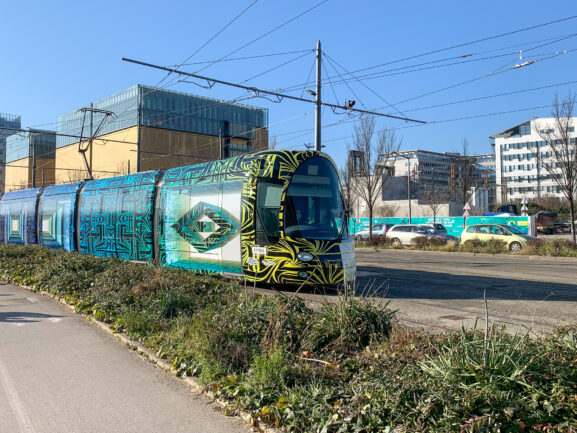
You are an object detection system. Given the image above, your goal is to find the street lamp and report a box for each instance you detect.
[393,152,412,224]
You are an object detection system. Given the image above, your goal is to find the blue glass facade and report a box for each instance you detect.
[6,130,56,163]
[57,86,139,148]
[56,85,268,148]
[0,112,21,130]
[0,112,21,162]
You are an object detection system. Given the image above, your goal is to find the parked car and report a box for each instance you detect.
[386,224,431,246]
[460,223,536,252]
[354,223,394,241]
[422,226,460,244]
[421,223,448,234]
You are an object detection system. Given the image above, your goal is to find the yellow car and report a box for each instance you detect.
[460,223,536,252]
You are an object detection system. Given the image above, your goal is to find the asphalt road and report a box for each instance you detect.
[352,248,577,334]
[0,283,249,433]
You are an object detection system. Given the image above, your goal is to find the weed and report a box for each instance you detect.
[248,346,292,389]
[302,293,395,355]
[461,238,507,254]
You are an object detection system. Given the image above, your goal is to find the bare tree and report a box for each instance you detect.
[346,116,401,238]
[534,92,577,243]
[421,190,447,222]
[374,202,399,217]
[451,138,479,208]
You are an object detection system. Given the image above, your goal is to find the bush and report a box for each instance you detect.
[302,294,395,355]
[248,346,292,389]
[461,238,507,254]
[413,236,429,248]
[523,238,577,257]
[2,244,577,432]
[190,294,309,380]
[367,236,390,248]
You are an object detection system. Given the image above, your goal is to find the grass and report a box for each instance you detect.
[1,243,576,432]
[360,236,577,257]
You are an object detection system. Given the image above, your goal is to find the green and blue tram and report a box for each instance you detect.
[0,150,355,288]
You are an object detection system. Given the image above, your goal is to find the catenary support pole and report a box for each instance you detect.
[315,40,322,152]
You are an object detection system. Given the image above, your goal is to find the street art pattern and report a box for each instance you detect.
[78,171,158,261]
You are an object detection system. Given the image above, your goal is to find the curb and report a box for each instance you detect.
[19,284,279,433]
[354,246,577,262]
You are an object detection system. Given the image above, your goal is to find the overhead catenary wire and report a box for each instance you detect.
[279,30,577,93]
[159,0,261,89]
[169,49,314,67]
[122,57,426,124]
[324,52,405,117]
[193,0,329,75]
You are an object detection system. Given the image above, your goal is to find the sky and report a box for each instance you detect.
[2,0,577,170]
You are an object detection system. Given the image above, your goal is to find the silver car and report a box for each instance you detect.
[386,224,430,246]
[354,223,393,241]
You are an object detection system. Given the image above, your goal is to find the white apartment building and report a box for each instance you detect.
[491,117,577,203]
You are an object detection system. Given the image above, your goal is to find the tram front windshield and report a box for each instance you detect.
[284,157,345,240]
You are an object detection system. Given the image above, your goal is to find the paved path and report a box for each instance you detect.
[265,249,577,335]
[353,249,577,334]
[0,283,249,433]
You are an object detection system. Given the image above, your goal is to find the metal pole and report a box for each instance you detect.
[408,159,412,224]
[314,40,322,152]
[219,128,223,159]
[136,88,141,172]
[31,134,36,187]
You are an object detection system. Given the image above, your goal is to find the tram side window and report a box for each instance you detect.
[256,181,283,243]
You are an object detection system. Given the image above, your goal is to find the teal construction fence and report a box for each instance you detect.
[349,216,533,237]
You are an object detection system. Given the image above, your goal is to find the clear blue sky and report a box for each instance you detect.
[2,0,577,169]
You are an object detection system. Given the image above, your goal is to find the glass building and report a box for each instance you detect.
[0,113,22,192]
[5,130,56,190]
[51,85,269,184]
[57,85,268,148]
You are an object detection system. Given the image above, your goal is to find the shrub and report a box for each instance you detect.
[248,346,292,389]
[190,294,309,380]
[413,236,429,248]
[367,236,390,248]
[461,238,507,254]
[302,294,395,355]
[537,239,577,257]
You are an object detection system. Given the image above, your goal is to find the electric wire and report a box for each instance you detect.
[323,53,367,111]
[170,49,314,66]
[280,30,577,93]
[237,51,312,85]
[160,0,261,89]
[194,0,329,74]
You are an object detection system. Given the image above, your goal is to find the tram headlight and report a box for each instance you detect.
[297,252,314,262]
[298,271,308,279]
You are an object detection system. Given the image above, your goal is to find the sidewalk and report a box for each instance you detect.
[0,282,250,433]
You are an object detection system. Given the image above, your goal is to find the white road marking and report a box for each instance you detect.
[0,354,36,433]
[47,318,62,323]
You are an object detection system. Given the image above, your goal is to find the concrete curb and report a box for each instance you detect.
[20,284,279,433]
[355,246,577,262]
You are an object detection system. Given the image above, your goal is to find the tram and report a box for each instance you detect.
[0,150,355,288]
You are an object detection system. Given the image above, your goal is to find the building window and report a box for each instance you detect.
[519,122,531,136]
